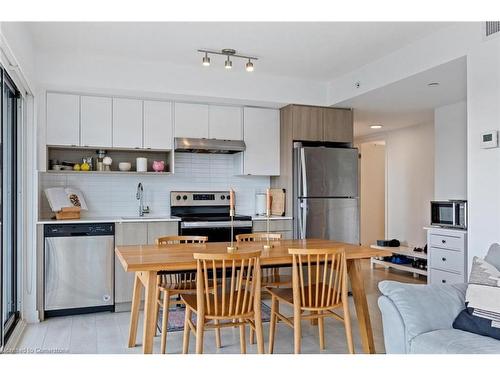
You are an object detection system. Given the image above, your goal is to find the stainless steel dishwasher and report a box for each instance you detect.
[44,223,115,317]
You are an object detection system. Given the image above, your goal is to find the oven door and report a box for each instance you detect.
[180,222,252,242]
[431,201,455,227]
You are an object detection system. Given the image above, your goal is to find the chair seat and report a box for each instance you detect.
[181,292,255,319]
[266,284,342,311]
[262,273,292,287]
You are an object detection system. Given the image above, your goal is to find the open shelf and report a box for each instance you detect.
[371,258,428,276]
[46,146,174,174]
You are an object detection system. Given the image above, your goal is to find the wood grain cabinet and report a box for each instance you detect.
[323,108,353,143]
[46,92,80,146]
[291,105,323,141]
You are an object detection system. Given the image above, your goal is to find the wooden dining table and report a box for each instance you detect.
[115,238,387,354]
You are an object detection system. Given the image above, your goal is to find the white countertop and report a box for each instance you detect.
[251,215,293,221]
[37,216,181,225]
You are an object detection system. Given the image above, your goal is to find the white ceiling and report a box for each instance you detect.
[24,22,454,82]
[337,57,467,138]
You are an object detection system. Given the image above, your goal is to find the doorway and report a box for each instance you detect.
[359,142,386,246]
[1,66,20,348]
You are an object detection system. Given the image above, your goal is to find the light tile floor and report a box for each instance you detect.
[16,260,424,354]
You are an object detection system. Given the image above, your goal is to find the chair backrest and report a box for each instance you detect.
[156,235,208,245]
[236,233,282,242]
[289,248,347,310]
[193,251,261,318]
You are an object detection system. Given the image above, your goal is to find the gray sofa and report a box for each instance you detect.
[378,281,500,353]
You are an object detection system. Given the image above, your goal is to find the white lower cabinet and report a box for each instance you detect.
[114,221,178,308]
[427,227,467,285]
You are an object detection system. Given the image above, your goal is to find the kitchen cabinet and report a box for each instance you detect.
[143,100,173,150]
[114,223,148,305]
[292,105,323,141]
[239,107,280,176]
[146,221,178,244]
[114,221,179,307]
[208,105,243,140]
[323,108,353,143]
[174,102,209,139]
[46,92,80,146]
[113,98,143,149]
[80,96,112,148]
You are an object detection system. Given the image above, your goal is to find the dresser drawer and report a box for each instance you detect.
[430,268,465,285]
[429,247,464,274]
[429,233,464,251]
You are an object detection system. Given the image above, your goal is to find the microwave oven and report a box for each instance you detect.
[430,200,467,229]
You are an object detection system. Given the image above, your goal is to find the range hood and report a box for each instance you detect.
[174,137,246,154]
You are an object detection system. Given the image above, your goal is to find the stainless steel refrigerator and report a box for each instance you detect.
[293,142,359,244]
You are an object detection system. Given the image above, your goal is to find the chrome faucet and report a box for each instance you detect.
[136,182,150,217]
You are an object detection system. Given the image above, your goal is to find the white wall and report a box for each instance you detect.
[385,123,435,246]
[39,153,269,219]
[467,36,500,271]
[434,100,467,200]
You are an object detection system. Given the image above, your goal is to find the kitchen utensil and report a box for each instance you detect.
[152,160,165,172]
[52,164,62,171]
[136,157,148,172]
[119,162,132,172]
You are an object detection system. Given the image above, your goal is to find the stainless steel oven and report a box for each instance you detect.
[171,191,253,242]
[430,200,467,229]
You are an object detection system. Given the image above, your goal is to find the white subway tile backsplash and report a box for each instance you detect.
[39,153,269,219]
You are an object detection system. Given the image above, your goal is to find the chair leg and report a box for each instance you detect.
[214,320,222,349]
[182,306,192,354]
[343,300,355,354]
[249,324,255,345]
[268,296,278,354]
[293,304,301,354]
[239,319,247,354]
[154,284,161,336]
[160,290,171,354]
[318,312,325,350]
[196,315,205,354]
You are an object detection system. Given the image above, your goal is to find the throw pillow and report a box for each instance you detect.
[453,256,500,340]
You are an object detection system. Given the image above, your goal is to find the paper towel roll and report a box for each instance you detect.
[255,193,267,216]
[136,157,148,172]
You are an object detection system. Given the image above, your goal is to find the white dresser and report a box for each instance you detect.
[426,227,467,285]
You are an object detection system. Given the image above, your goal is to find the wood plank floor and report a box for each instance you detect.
[16,260,424,354]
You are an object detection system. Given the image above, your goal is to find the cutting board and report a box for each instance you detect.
[270,188,286,216]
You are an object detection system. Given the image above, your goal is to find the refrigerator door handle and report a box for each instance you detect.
[298,198,307,239]
[300,147,307,198]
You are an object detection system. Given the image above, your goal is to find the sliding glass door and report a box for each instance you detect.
[1,67,20,347]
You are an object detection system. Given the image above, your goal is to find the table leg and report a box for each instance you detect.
[128,272,142,348]
[347,259,376,354]
[142,271,158,354]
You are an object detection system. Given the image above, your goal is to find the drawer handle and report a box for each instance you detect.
[442,257,447,262]
[441,240,446,244]
[441,279,447,283]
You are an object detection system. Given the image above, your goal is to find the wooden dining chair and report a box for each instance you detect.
[155,235,215,354]
[266,247,354,354]
[181,250,263,354]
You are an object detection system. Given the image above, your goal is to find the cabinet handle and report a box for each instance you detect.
[441,279,447,283]
[441,239,446,244]
[442,257,447,262]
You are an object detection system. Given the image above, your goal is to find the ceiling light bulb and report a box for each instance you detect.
[202,53,210,66]
[245,59,254,72]
[225,56,232,69]
[370,125,383,129]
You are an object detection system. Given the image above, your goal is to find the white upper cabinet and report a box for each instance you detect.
[242,107,280,176]
[46,92,80,146]
[113,98,143,148]
[174,102,209,139]
[80,96,112,148]
[143,100,173,150]
[208,105,243,140]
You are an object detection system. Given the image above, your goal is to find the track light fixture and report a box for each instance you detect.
[198,48,258,72]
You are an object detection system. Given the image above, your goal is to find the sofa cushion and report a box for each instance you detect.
[453,256,500,340]
[410,329,500,354]
[485,243,500,272]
